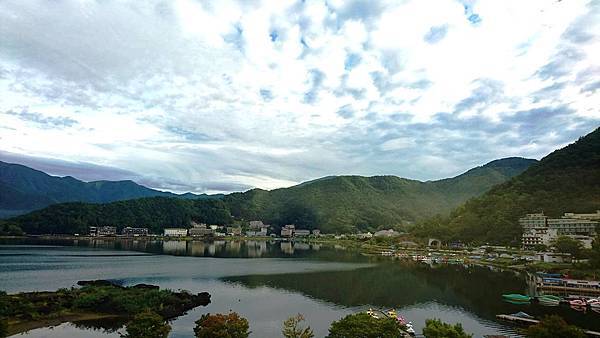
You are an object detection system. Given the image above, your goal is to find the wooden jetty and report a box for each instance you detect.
[496,315,600,337]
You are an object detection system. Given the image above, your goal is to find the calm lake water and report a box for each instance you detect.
[1,238,599,337]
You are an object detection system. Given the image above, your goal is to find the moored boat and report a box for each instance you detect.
[502,294,531,302]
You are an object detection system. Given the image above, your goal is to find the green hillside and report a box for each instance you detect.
[414,127,600,245]
[0,161,220,218]
[224,157,536,233]
[3,157,534,235]
[6,198,232,235]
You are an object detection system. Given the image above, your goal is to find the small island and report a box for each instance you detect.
[0,280,210,336]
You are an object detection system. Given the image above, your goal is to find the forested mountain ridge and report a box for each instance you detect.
[0,161,221,218]
[223,157,536,233]
[2,157,535,235]
[414,127,600,245]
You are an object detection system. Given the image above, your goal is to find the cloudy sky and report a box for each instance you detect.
[0,0,599,194]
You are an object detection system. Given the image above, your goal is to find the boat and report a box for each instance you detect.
[538,295,561,306]
[570,299,586,306]
[510,311,535,319]
[405,322,416,336]
[591,302,600,309]
[502,294,531,302]
[586,298,599,306]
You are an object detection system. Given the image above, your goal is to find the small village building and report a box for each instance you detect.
[89,226,117,237]
[164,228,188,237]
[189,227,215,237]
[374,229,400,237]
[281,224,295,237]
[226,226,242,236]
[539,252,572,263]
[311,229,321,236]
[121,227,149,236]
[356,232,373,239]
[294,229,311,237]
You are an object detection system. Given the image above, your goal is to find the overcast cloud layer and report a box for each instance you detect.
[1,0,599,194]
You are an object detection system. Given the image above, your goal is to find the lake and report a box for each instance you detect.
[1,238,599,337]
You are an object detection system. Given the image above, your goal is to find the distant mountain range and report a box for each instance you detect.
[0,161,222,218]
[415,127,600,245]
[3,156,537,235]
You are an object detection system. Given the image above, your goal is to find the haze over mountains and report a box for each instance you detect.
[0,161,220,218]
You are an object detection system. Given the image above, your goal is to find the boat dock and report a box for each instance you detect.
[496,315,600,337]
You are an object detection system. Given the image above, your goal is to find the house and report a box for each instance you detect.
[373,229,400,237]
[226,226,242,236]
[89,226,117,237]
[294,229,311,237]
[356,232,373,239]
[163,228,188,237]
[312,229,321,236]
[121,227,149,236]
[249,220,265,229]
[189,227,215,237]
[281,224,295,237]
[539,252,572,263]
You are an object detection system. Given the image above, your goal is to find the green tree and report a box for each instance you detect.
[0,316,7,338]
[194,312,250,338]
[282,314,314,338]
[422,319,472,338]
[553,236,584,259]
[590,235,600,268]
[327,313,405,338]
[525,315,586,338]
[121,310,170,338]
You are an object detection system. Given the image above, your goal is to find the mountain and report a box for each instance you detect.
[3,157,536,235]
[415,127,600,245]
[223,157,537,233]
[0,161,220,218]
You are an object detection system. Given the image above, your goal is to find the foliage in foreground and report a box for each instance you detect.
[422,318,472,338]
[0,316,7,338]
[121,310,171,338]
[282,314,314,338]
[194,312,250,338]
[326,312,405,338]
[524,315,586,338]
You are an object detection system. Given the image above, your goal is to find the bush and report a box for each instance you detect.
[0,316,7,338]
[327,313,405,338]
[423,319,472,338]
[525,315,586,338]
[121,310,170,338]
[194,312,250,338]
[282,314,314,338]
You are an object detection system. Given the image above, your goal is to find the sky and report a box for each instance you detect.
[0,0,599,194]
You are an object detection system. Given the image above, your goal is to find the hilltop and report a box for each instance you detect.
[414,127,600,245]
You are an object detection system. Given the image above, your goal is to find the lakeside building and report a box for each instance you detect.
[520,212,598,249]
[312,229,321,236]
[294,229,311,237]
[356,232,373,239]
[121,227,149,236]
[89,226,117,237]
[374,229,400,237]
[164,228,188,237]
[281,224,295,237]
[189,227,215,237]
[226,226,242,236]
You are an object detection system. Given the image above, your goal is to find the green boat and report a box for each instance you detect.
[502,294,531,302]
[538,295,561,304]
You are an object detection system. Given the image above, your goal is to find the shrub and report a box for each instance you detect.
[423,319,472,338]
[121,310,170,338]
[282,314,314,338]
[194,312,250,338]
[525,315,586,338]
[327,313,405,338]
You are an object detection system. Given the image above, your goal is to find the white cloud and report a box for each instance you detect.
[0,0,598,193]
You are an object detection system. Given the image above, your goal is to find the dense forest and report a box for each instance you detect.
[413,127,600,245]
[3,198,232,235]
[1,157,534,235]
